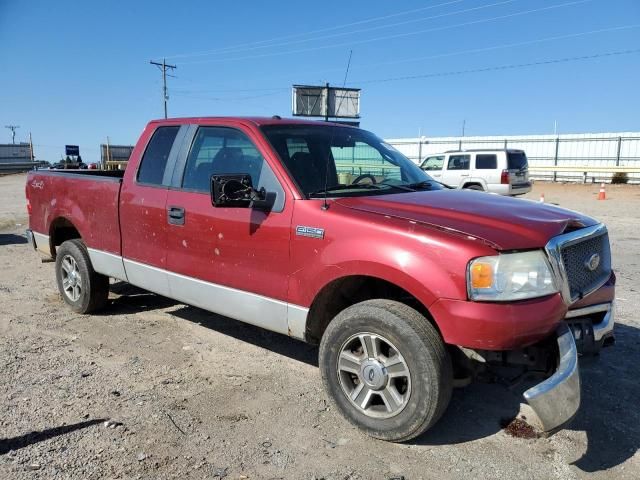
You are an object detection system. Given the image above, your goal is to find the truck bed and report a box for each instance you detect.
[26,169,123,256]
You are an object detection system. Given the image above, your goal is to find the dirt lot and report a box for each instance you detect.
[1,173,638,479]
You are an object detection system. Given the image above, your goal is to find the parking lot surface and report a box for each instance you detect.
[1,173,638,479]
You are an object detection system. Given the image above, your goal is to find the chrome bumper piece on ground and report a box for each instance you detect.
[522,323,580,432]
[520,301,615,432]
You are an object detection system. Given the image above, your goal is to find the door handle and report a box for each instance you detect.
[167,206,185,225]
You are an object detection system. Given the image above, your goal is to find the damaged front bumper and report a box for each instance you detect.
[522,302,615,432]
[519,302,615,433]
[522,323,580,432]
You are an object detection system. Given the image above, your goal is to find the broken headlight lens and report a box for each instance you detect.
[467,250,558,301]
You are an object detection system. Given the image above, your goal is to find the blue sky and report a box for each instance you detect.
[1,0,639,163]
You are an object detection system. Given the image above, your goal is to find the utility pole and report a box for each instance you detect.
[5,125,19,144]
[461,119,466,137]
[150,58,177,119]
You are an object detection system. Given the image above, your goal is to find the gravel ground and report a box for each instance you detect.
[1,173,638,479]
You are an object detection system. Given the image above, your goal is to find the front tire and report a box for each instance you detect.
[319,300,452,442]
[55,239,109,313]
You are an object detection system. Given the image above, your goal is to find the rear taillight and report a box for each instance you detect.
[27,198,32,215]
[501,169,509,184]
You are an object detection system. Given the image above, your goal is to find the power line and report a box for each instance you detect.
[171,91,285,103]
[169,47,639,110]
[177,0,591,65]
[165,23,639,97]
[150,58,177,118]
[172,86,288,94]
[354,48,640,85]
[164,0,470,59]
[343,23,640,72]
[171,0,521,60]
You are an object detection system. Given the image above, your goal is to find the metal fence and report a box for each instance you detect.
[385,132,640,183]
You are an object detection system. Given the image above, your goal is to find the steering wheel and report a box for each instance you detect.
[351,173,377,185]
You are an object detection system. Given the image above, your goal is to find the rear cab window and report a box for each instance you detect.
[475,154,497,170]
[447,154,470,170]
[507,151,528,171]
[137,126,180,186]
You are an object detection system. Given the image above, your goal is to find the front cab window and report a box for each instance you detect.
[181,127,285,211]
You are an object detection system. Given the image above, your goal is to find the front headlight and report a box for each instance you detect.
[467,250,558,301]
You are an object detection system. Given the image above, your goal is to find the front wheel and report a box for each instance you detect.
[319,300,452,442]
[55,239,109,313]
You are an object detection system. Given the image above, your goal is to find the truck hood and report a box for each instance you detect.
[334,190,598,250]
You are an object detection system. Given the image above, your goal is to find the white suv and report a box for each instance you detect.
[420,149,531,196]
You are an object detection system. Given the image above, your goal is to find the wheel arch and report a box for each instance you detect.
[304,274,441,345]
[49,216,82,258]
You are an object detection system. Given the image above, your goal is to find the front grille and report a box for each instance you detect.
[561,232,611,301]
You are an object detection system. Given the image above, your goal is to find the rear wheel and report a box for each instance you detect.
[464,184,484,191]
[55,239,109,313]
[319,300,452,442]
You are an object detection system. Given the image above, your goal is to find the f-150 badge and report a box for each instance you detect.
[296,226,324,239]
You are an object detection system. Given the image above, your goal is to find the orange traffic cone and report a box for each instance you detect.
[539,193,545,203]
[597,183,606,200]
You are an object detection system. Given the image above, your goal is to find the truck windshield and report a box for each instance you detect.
[261,124,441,198]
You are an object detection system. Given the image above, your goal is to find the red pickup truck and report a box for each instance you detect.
[26,117,615,441]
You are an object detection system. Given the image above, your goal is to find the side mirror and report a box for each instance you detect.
[211,174,269,209]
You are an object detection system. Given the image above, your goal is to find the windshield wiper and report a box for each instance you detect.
[406,180,453,190]
[308,180,448,197]
[308,183,381,197]
[403,181,436,190]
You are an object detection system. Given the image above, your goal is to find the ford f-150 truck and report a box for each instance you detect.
[25,117,615,442]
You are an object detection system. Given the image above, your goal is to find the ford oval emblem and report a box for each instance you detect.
[585,253,600,272]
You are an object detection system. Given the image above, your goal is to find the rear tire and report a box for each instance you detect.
[55,239,109,313]
[319,299,452,442]
[464,184,484,191]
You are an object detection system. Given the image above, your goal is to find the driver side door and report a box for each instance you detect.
[164,125,293,334]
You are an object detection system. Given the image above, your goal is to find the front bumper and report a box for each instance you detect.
[522,322,580,432]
